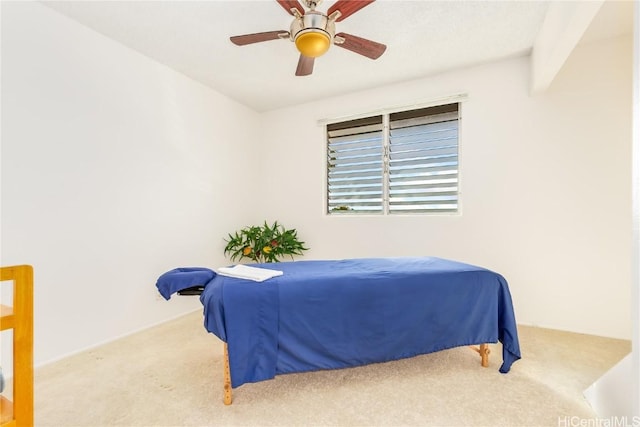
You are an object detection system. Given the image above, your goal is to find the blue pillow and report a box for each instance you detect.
[155,267,216,300]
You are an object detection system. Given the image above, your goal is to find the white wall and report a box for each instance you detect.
[1,1,260,366]
[258,35,633,340]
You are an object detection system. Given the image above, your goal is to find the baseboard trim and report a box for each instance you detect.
[34,308,202,370]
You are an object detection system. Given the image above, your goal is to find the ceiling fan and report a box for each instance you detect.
[230,0,387,76]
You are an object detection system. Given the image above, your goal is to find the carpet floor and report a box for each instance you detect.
[34,311,630,426]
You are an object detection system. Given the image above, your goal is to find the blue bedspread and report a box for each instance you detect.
[177,257,522,388]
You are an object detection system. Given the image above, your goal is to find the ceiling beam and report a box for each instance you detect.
[530,0,604,94]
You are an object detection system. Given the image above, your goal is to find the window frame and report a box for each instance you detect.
[324,98,464,216]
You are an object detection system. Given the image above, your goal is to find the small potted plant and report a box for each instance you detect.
[224,221,309,263]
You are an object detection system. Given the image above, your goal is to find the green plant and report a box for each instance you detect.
[224,221,309,263]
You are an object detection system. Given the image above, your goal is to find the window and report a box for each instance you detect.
[327,103,459,214]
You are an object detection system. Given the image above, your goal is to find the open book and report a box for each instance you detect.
[217,264,283,282]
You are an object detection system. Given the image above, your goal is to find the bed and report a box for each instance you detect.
[156,257,521,405]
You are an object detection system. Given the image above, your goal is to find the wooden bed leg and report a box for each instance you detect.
[468,343,490,367]
[479,343,490,367]
[223,343,233,405]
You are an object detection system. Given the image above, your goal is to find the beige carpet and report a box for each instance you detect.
[34,311,630,427]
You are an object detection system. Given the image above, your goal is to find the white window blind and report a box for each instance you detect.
[327,103,459,215]
[327,116,384,213]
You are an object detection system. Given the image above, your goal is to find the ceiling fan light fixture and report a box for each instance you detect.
[230,0,385,76]
[295,29,331,58]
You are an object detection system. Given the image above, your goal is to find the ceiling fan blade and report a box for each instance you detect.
[295,55,314,76]
[335,32,386,60]
[230,31,289,46]
[328,0,375,22]
[276,0,305,16]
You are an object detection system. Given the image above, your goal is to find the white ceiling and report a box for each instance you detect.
[42,0,633,112]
